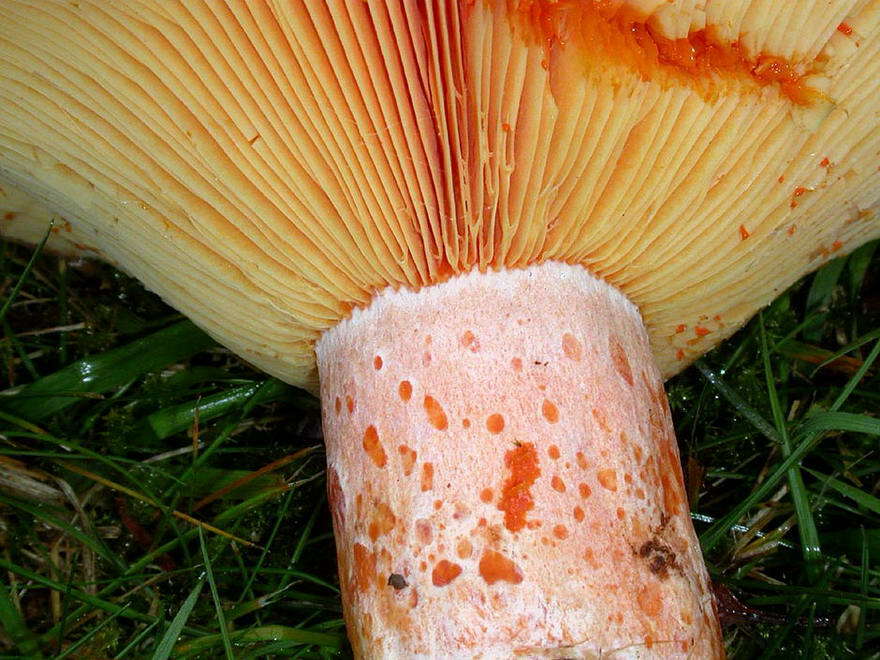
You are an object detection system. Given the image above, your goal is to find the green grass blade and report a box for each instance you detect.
[133,380,292,442]
[0,320,214,420]
[803,256,846,342]
[804,468,880,515]
[198,528,234,660]
[0,579,44,659]
[759,315,821,580]
[796,412,880,437]
[151,575,206,660]
[173,625,343,657]
[0,224,51,325]
[55,603,130,660]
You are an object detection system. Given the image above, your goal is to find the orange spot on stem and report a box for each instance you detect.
[362,426,387,468]
[424,396,448,430]
[432,560,462,587]
[498,443,540,532]
[479,549,523,585]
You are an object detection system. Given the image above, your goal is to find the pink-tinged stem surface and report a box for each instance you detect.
[317,262,723,658]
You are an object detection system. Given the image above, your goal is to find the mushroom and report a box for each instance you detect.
[1,1,878,656]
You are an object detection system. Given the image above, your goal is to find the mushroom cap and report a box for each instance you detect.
[1,1,878,390]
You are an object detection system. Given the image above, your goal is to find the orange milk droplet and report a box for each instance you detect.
[399,380,412,401]
[421,462,434,492]
[597,469,618,491]
[362,425,387,467]
[432,560,462,586]
[486,413,505,434]
[424,396,448,430]
[542,399,559,423]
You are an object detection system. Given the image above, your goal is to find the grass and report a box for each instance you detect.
[0,235,878,659]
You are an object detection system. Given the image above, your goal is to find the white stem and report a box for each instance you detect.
[317,262,723,658]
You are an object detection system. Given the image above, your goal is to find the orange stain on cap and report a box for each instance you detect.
[398,380,412,402]
[498,443,540,532]
[576,451,589,470]
[542,399,559,423]
[553,524,569,540]
[551,475,566,492]
[424,395,448,430]
[486,413,505,434]
[562,332,583,361]
[480,487,494,503]
[362,425,387,468]
[511,357,523,372]
[579,482,592,499]
[373,355,383,370]
[548,444,560,460]
[609,336,634,386]
[432,560,462,587]
[479,549,523,585]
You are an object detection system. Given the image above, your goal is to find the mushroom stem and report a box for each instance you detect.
[317,262,723,658]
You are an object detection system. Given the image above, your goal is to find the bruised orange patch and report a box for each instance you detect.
[362,425,387,468]
[368,501,396,541]
[424,396,448,430]
[479,549,523,585]
[398,445,417,476]
[562,332,583,361]
[609,336,634,386]
[498,443,541,532]
[486,413,505,434]
[637,582,663,618]
[353,543,376,593]
[542,399,559,423]
[597,469,618,491]
[421,462,434,492]
[432,560,462,587]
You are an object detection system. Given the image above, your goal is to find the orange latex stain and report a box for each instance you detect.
[421,462,434,492]
[637,582,663,618]
[398,380,412,402]
[486,413,505,434]
[398,445,417,476]
[609,336,634,386]
[423,396,449,430]
[498,443,541,532]
[694,326,710,337]
[373,355,383,370]
[576,451,589,470]
[346,395,355,414]
[553,524,569,540]
[511,357,523,372]
[480,488,494,503]
[542,399,560,423]
[819,156,830,167]
[362,425,387,468]
[584,547,599,569]
[562,332,583,361]
[479,549,524,585]
[548,444,560,460]
[368,502,396,541]
[579,482,592,499]
[616,507,625,521]
[462,418,471,429]
[510,1,821,106]
[597,469,618,491]
[432,560,462,587]
[837,22,853,36]
[334,397,341,415]
[551,475,566,493]
[739,224,750,240]
[573,506,585,522]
